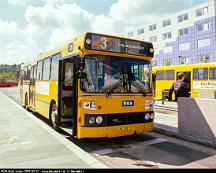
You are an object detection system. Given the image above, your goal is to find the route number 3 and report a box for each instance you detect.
[100,37,107,50]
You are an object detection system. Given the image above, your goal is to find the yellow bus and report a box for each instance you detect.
[20,32,155,139]
[152,63,216,100]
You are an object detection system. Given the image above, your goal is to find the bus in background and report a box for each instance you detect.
[152,63,216,100]
[20,32,155,139]
[0,78,18,87]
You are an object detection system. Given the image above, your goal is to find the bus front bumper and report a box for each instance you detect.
[77,122,154,139]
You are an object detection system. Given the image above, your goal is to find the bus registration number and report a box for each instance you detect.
[119,127,135,132]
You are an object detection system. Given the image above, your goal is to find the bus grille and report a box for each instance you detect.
[84,112,154,127]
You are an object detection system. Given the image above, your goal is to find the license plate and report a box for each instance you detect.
[119,127,135,132]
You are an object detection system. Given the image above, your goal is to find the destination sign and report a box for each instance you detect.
[85,33,154,57]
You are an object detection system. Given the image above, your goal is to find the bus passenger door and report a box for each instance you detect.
[177,71,191,96]
[59,58,77,136]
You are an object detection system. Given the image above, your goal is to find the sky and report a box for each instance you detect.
[0,0,206,65]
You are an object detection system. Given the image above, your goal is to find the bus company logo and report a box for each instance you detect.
[113,119,122,123]
[122,100,134,107]
[193,82,216,89]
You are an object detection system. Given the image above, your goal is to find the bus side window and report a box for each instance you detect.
[156,70,165,80]
[210,68,216,80]
[50,53,61,81]
[27,67,31,80]
[166,70,175,80]
[193,68,208,80]
[33,66,37,84]
[24,67,28,80]
[37,61,43,80]
[42,58,51,80]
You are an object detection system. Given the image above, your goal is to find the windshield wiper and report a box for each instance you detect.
[105,79,123,97]
[131,80,148,96]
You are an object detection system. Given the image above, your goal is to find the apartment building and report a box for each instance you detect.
[125,0,216,66]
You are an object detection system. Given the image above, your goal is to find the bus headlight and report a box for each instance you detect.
[89,116,95,125]
[150,113,155,120]
[145,113,151,120]
[96,116,103,125]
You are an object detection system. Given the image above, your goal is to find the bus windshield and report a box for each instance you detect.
[81,55,152,95]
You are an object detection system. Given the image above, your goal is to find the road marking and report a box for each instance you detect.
[93,149,115,156]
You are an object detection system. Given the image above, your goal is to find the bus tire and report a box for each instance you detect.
[50,103,59,131]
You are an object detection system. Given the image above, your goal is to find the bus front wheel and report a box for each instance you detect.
[50,103,59,131]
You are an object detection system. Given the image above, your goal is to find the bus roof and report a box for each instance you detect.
[21,32,154,68]
[153,63,216,70]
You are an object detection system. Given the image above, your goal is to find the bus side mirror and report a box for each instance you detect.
[77,57,85,71]
[78,72,87,79]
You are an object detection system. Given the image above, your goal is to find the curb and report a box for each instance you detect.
[0,92,108,168]
[154,123,216,149]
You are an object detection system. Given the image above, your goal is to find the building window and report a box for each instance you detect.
[179,28,189,36]
[197,22,210,31]
[196,7,208,17]
[198,38,211,48]
[193,68,208,80]
[179,43,190,51]
[162,32,172,40]
[149,35,157,42]
[163,46,173,53]
[137,28,144,35]
[163,59,172,66]
[210,68,216,80]
[199,54,210,63]
[179,56,190,65]
[149,24,157,31]
[177,13,188,22]
[127,32,134,37]
[162,19,171,27]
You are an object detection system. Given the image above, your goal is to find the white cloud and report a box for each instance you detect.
[1,0,204,65]
[7,0,27,6]
[24,2,116,49]
[1,1,117,64]
[109,0,195,24]
[0,41,41,65]
[0,20,21,35]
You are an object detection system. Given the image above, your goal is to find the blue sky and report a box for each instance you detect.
[0,0,205,64]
